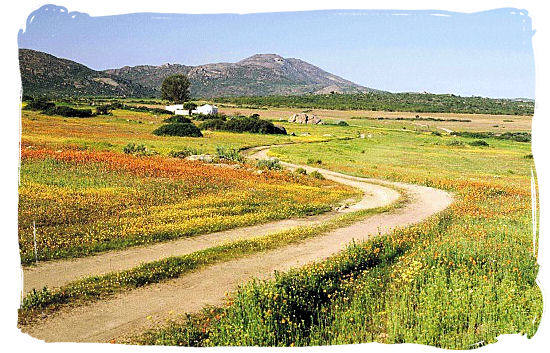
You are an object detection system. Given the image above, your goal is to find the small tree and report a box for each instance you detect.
[183,102,197,115]
[161,74,191,103]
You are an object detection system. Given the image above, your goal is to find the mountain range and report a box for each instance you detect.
[19,49,377,98]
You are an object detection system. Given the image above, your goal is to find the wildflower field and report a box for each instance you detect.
[18,103,541,348]
[19,140,355,264]
[135,113,542,349]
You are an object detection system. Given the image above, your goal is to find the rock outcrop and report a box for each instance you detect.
[288,113,323,125]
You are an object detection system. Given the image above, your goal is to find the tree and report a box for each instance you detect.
[161,74,191,103]
[183,102,197,115]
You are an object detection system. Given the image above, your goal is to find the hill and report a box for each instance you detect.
[105,53,377,97]
[19,49,376,98]
[19,49,156,98]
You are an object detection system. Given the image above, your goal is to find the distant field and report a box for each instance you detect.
[215,93,534,116]
[217,106,532,133]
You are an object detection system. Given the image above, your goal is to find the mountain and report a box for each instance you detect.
[19,49,156,98]
[105,53,376,97]
[20,49,376,98]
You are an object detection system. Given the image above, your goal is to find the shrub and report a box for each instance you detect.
[295,167,308,175]
[432,131,442,136]
[43,105,94,118]
[310,170,325,179]
[337,121,349,126]
[524,153,534,159]
[153,123,203,137]
[24,98,55,111]
[199,119,227,131]
[256,159,283,170]
[468,140,489,147]
[193,113,227,121]
[446,140,464,146]
[307,158,323,165]
[95,105,112,115]
[169,147,202,158]
[215,146,244,162]
[163,116,192,124]
[200,115,287,135]
[123,143,156,156]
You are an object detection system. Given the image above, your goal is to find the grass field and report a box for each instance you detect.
[132,105,541,349]
[18,101,541,349]
[19,108,359,263]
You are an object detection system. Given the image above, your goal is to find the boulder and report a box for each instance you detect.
[288,113,323,124]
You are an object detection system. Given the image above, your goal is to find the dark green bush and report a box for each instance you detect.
[199,119,227,131]
[309,170,325,180]
[468,140,489,147]
[123,143,157,156]
[337,121,349,126]
[153,123,203,137]
[43,105,94,117]
[169,147,202,158]
[95,105,112,115]
[256,159,282,170]
[307,158,323,165]
[295,167,308,175]
[200,115,286,135]
[24,99,55,111]
[163,116,192,124]
[193,113,227,121]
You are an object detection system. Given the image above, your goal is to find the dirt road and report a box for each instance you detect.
[21,146,452,343]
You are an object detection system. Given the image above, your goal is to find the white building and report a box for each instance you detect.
[165,103,218,116]
[196,104,218,115]
[165,104,186,115]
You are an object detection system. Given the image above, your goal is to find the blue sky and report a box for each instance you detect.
[18,5,535,98]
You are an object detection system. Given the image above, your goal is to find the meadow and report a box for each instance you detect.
[18,101,541,349]
[19,107,358,264]
[132,106,541,349]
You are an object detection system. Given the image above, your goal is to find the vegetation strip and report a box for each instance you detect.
[216,93,534,115]
[19,193,405,324]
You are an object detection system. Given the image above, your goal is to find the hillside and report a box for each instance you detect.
[105,53,376,97]
[19,49,375,98]
[19,49,156,98]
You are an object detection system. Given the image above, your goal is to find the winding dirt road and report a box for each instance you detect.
[20,145,453,343]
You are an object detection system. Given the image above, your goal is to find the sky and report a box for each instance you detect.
[17,5,535,98]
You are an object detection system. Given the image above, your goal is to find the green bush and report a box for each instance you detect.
[43,105,94,118]
[307,158,323,165]
[95,105,112,115]
[215,146,244,162]
[295,168,308,175]
[256,159,282,170]
[193,113,227,121]
[337,121,349,126]
[200,115,286,135]
[169,147,202,158]
[153,123,203,137]
[446,140,464,147]
[199,119,227,130]
[310,170,325,179]
[24,98,55,111]
[163,116,192,124]
[468,140,489,147]
[123,143,156,156]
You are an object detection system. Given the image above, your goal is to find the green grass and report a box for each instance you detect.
[132,122,540,349]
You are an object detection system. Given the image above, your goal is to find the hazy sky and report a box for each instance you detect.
[18,5,535,98]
